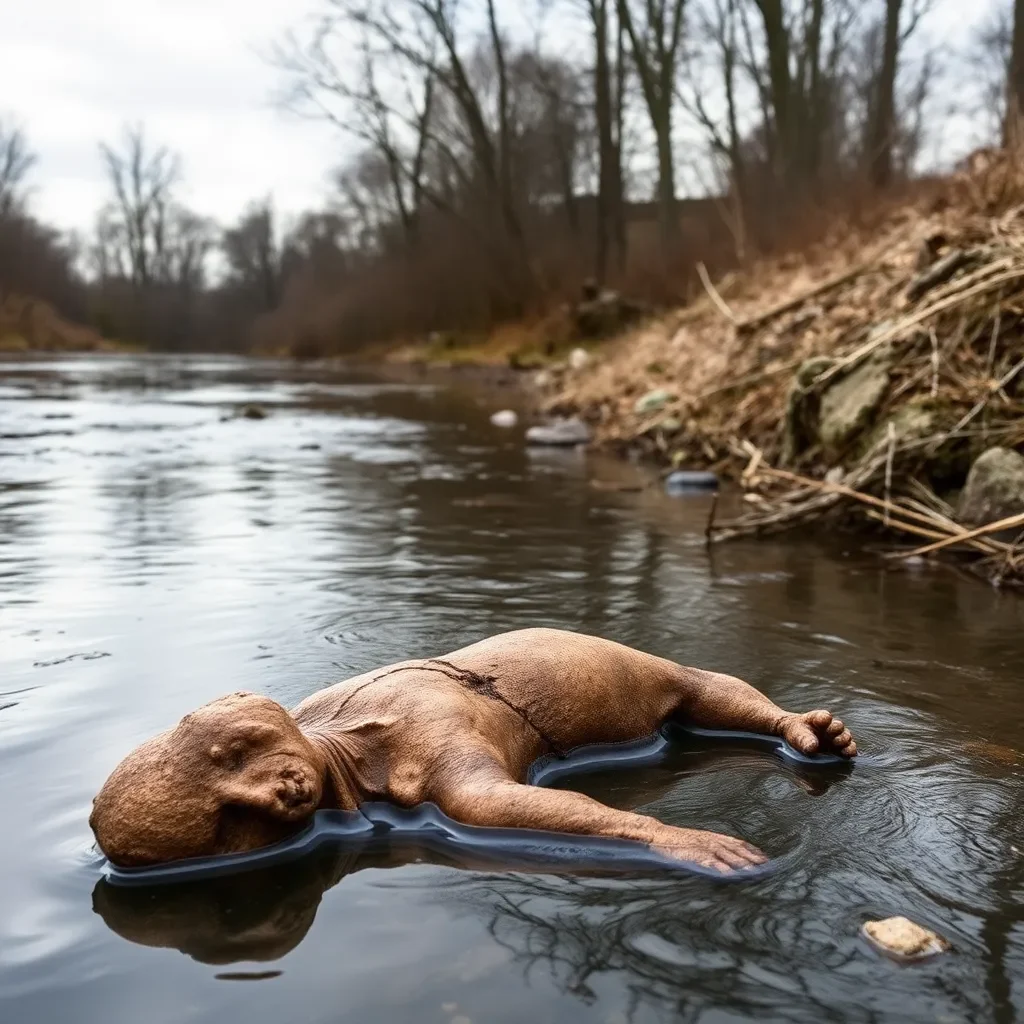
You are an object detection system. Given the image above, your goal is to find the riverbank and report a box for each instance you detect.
[533,149,1024,587]
[0,294,123,353]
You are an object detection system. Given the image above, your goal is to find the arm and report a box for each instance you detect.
[675,666,857,758]
[436,767,766,874]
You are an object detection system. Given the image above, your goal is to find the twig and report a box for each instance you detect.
[736,259,876,334]
[892,512,1024,560]
[929,328,940,398]
[884,422,896,526]
[696,262,737,324]
[704,492,719,546]
[749,465,1008,555]
[986,293,1002,374]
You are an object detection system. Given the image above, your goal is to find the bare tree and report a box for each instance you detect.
[617,0,688,255]
[864,0,933,188]
[578,0,628,282]
[99,125,181,289]
[222,199,283,311]
[0,119,36,216]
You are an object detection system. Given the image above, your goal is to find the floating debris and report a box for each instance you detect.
[862,917,951,962]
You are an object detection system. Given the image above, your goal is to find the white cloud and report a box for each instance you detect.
[1,0,342,232]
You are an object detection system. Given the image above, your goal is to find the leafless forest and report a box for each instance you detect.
[2,0,1023,354]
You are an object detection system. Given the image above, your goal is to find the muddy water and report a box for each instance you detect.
[0,355,1021,1024]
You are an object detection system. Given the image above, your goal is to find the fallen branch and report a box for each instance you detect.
[696,262,737,324]
[736,259,877,334]
[891,512,1024,560]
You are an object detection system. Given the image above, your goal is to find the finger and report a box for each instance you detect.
[791,726,820,754]
[716,847,755,870]
[827,719,845,737]
[709,857,735,874]
[841,740,858,758]
[806,710,833,729]
[831,729,853,748]
[724,838,768,864]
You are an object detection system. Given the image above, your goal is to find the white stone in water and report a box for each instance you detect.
[490,409,518,428]
[526,418,591,447]
[569,347,590,370]
[862,917,950,962]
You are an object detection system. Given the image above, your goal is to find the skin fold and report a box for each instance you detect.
[90,629,857,874]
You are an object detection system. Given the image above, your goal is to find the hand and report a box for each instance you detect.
[652,825,769,874]
[779,710,857,758]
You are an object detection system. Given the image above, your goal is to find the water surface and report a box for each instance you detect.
[0,355,1021,1023]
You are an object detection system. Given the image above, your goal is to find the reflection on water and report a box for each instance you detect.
[1,354,1022,1024]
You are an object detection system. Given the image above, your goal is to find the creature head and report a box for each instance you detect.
[91,692,324,867]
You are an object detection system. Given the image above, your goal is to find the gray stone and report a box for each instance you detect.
[525,417,591,447]
[634,389,674,416]
[782,357,836,464]
[867,401,936,452]
[958,447,1024,526]
[818,353,892,454]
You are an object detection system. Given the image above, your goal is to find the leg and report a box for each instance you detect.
[672,666,857,758]
[434,760,767,874]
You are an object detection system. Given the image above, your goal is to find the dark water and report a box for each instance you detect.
[1,355,1022,1024]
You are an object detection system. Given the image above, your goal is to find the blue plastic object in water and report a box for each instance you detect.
[664,471,719,495]
[102,722,851,886]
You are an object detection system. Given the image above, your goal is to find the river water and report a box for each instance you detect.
[0,354,1021,1024]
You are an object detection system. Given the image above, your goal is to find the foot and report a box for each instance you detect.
[779,710,857,758]
[652,826,769,874]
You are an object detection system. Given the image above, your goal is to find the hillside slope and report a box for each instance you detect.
[543,149,1024,585]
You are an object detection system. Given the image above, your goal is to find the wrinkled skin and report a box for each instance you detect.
[91,629,856,874]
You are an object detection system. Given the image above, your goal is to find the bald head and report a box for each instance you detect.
[91,692,325,867]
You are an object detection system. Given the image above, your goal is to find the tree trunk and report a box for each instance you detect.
[592,0,613,286]
[755,0,793,183]
[869,0,903,188]
[1009,0,1024,147]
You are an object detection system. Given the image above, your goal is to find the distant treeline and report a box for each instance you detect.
[1,0,1023,355]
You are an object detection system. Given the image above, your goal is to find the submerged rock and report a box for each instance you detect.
[862,917,950,962]
[526,418,591,447]
[665,470,719,495]
[490,409,519,428]
[958,447,1024,526]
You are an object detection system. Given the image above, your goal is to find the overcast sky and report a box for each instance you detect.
[0,0,1003,236]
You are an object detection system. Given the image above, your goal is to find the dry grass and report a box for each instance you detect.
[0,293,118,352]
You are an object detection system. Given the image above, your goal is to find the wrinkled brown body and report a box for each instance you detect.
[91,629,856,873]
